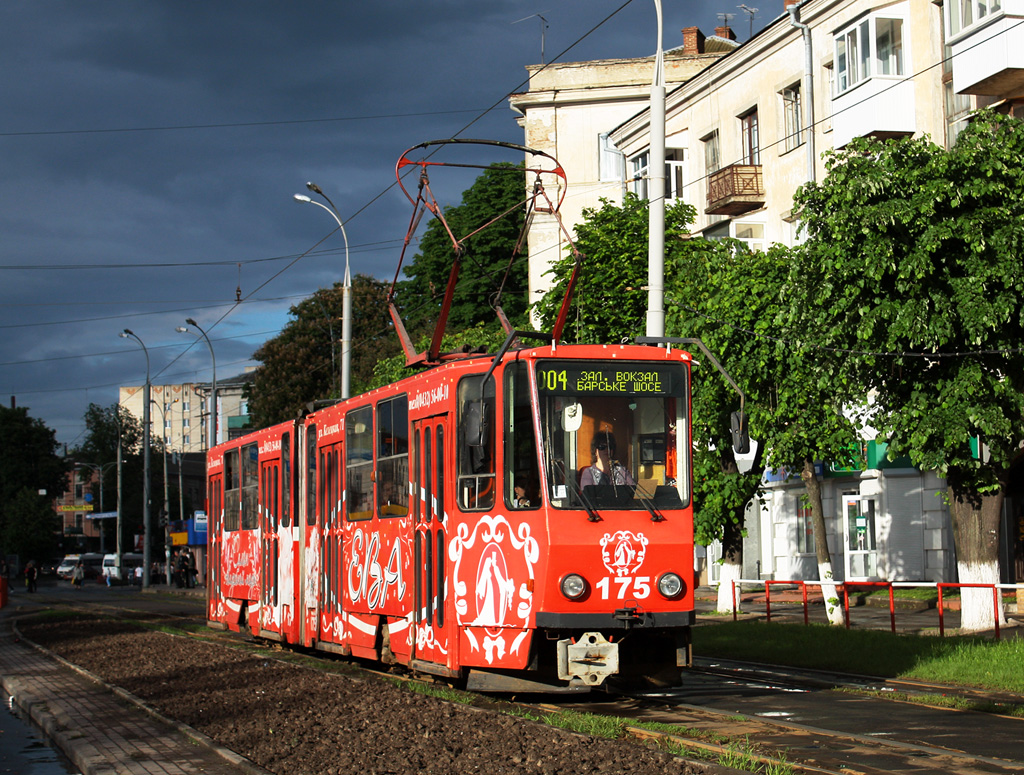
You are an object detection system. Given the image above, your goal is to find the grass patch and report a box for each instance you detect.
[694,620,1024,693]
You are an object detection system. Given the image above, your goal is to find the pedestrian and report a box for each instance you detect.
[185,549,196,589]
[71,561,85,590]
[25,561,37,593]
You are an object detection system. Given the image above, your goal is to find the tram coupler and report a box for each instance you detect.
[556,632,619,686]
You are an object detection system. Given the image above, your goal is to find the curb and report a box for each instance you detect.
[7,617,273,775]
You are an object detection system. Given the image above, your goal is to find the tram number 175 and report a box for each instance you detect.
[596,576,650,600]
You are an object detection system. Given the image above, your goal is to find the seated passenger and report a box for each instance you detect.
[580,431,635,488]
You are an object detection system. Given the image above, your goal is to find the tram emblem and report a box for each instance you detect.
[600,530,648,577]
[473,542,514,627]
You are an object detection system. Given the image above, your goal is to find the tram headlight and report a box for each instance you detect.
[657,572,685,599]
[560,573,588,600]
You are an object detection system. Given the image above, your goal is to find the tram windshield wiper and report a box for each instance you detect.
[553,459,602,522]
[632,483,665,522]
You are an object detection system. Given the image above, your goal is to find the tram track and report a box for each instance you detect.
[30,593,1024,775]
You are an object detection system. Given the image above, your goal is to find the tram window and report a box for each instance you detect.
[457,375,495,510]
[306,426,317,527]
[536,360,691,510]
[504,362,540,510]
[281,432,291,528]
[225,448,240,531]
[241,443,259,530]
[346,405,374,521]
[377,396,409,518]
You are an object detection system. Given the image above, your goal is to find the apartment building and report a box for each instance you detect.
[510,0,1024,584]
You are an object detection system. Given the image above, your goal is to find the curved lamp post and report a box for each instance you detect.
[294,183,352,399]
[119,328,152,588]
[176,320,217,449]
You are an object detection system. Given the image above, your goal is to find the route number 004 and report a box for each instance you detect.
[595,576,650,600]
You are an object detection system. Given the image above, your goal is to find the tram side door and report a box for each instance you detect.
[259,458,280,634]
[412,416,453,669]
[207,470,223,623]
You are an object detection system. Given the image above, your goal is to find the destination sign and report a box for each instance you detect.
[536,362,682,396]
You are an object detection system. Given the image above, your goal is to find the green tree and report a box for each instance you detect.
[0,404,67,560]
[247,275,397,426]
[786,111,1024,630]
[4,488,60,565]
[675,243,861,622]
[397,162,529,341]
[534,193,697,342]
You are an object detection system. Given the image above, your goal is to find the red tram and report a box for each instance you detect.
[207,341,697,690]
[206,140,731,690]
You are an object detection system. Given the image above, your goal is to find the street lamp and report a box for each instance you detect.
[294,182,352,399]
[176,320,217,449]
[151,398,178,588]
[119,328,152,588]
[646,0,666,339]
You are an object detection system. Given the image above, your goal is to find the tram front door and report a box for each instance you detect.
[412,416,452,670]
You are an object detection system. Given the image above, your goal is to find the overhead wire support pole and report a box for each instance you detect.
[646,0,666,339]
[119,328,152,588]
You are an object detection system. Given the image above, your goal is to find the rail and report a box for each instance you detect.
[726,578,1022,638]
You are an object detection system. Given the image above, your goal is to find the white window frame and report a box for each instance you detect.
[780,83,803,153]
[598,132,625,183]
[834,16,906,96]
[946,0,1002,38]
[630,151,649,199]
[666,148,686,202]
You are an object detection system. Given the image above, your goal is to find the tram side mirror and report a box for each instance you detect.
[465,400,490,448]
[562,402,583,433]
[730,410,750,455]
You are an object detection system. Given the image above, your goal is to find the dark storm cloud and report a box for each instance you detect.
[0,0,762,444]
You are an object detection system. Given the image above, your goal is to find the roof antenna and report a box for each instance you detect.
[236,262,242,302]
[512,12,550,64]
[738,5,758,39]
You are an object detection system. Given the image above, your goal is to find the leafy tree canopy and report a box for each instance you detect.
[787,111,1024,492]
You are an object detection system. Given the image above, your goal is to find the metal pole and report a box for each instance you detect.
[646,0,666,338]
[295,184,352,398]
[178,321,217,448]
[115,410,123,582]
[120,329,152,588]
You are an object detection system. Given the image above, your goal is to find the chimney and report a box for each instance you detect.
[784,0,801,7]
[714,25,737,41]
[681,26,705,55]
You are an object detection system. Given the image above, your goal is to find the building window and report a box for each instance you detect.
[734,222,766,252]
[182,417,190,428]
[630,151,649,199]
[835,17,904,95]
[183,434,190,445]
[598,132,624,183]
[947,0,1002,37]
[182,401,189,412]
[781,84,802,152]
[740,110,759,165]
[875,18,904,76]
[797,499,814,554]
[666,148,686,201]
[703,131,721,175]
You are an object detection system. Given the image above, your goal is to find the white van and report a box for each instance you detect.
[57,555,80,580]
[102,553,144,581]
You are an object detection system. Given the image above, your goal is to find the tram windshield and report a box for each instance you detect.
[535,360,690,511]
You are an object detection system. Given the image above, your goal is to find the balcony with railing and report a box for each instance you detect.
[705,164,764,216]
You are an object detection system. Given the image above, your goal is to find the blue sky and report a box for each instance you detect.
[0,0,773,448]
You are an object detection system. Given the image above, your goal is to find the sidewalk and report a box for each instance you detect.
[0,601,268,775]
